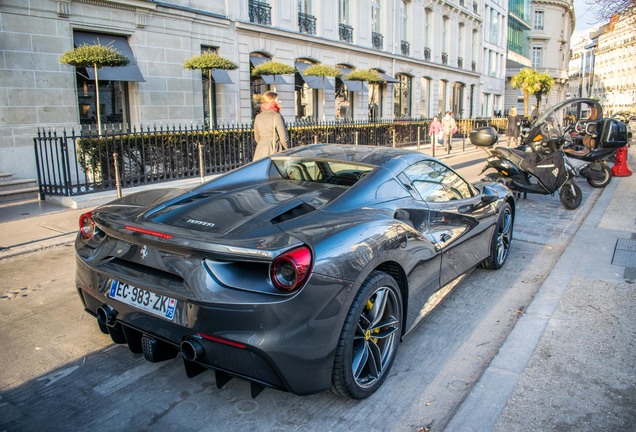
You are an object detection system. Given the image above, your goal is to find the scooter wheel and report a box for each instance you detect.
[559,182,582,210]
[587,164,612,188]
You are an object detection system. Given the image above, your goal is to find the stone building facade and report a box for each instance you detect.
[1,0,507,179]
[504,0,574,115]
[591,15,636,115]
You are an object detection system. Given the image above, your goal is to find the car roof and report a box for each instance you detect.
[275,143,431,174]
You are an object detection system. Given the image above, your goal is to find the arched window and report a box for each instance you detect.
[438,79,448,115]
[452,82,465,118]
[421,77,431,118]
[249,53,272,118]
[335,64,356,121]
[295,59,320,120]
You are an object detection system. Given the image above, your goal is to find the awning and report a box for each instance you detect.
[295,62,334,90]
[250,56,292,84]
[249,56,270,68]
[73,31,145,82]
[262,75,292,85]
[338,68,368,92]
[211,69,233,84]
[376,71,399,83]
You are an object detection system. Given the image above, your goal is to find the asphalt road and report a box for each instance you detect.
[0,151,601,431]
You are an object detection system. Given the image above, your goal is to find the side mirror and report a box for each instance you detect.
[458,185,498,213]
[481,185,499,205]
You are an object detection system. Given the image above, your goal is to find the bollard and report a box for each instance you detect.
[198,142,205,183]
[113,152,122,198]
[612,146,632,177]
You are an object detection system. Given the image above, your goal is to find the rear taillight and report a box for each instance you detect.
[79,212,95,240]
[271,246,313,292]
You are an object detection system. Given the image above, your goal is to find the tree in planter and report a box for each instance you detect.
[344,69,384,120]
[303,64,342,120]
[343,69,383,83]
[59,42,129,135]
[184,50,238,128]
[251,61,296,81]
[250,61,296,112]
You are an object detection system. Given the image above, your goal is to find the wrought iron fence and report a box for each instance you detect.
[34,118,503,199]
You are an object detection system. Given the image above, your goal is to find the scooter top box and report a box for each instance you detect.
[598,118,630,149]
[470,126,498,147]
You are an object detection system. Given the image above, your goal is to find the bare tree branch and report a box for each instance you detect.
[585,0,636,25]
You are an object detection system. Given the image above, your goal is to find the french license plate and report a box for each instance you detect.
[109,280,177,320]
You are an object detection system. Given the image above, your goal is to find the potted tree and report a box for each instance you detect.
[251,60,295,83]
[59,42,129,135]
[184,50,238,127]
[302,64,342,120]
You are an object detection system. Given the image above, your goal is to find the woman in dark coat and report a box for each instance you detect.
[253,91,289,161]
[506,107,521,147]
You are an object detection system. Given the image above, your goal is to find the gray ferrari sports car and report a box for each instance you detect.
[75,144,515,399]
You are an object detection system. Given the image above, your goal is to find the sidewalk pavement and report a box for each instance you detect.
[447,146,636,431]
[0,144,634,430]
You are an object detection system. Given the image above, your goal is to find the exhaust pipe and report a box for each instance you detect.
[96,305,117,326]
[181,338,204,362]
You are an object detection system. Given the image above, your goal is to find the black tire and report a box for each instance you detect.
[480,202,513,270]
[587,164,612,188]
[559,182,582,210]
[332,271,403,399]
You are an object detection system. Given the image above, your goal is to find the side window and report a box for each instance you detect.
[403,160,475,202]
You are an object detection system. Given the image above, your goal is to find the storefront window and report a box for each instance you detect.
[250,54,272,117]
[72,31,143,131]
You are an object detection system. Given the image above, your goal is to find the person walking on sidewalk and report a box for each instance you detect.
[442,111,457,153]
[506,107,521,147]
[428,115,443,147]
[253,91,289,161]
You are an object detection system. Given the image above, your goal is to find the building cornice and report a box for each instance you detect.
[72,0,156,12]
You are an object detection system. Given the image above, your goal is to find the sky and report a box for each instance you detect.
[572,0,600,37]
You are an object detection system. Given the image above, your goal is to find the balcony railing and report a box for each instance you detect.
[298,12,316,35]
[401,40,410,56]
[471,61,477,72]
[442,52,448,65]
[372,32,384,49]
[473,2,478,13]
[339,23,353,42]
[248,0,271,25]
[458,57,463,69]
[424,47,431,61]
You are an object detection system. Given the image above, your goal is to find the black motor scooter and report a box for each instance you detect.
[527,99,626,189]
[470,126,582,209]
[471,98,630,210]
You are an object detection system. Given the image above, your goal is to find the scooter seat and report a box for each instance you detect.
[564,147,591,157]
[493,146,527,167]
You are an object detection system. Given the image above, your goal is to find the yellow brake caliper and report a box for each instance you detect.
[365,299,380,343]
